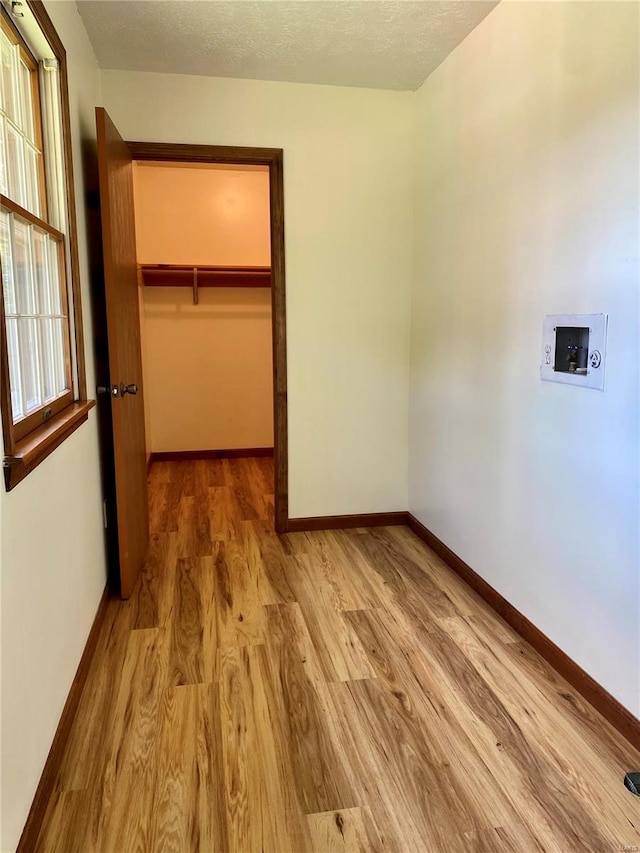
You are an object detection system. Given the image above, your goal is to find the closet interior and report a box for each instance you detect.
[132,160,274,489]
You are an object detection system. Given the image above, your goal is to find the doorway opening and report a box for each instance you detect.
[132,157,281,539]
[129,143,289,534]
[95,108,288,598]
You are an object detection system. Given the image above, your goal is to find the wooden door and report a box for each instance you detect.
[96,107,149,598]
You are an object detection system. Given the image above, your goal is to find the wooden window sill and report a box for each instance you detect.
[3,400,96,491]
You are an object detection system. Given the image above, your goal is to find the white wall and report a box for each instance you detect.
[409,1,640,714]
[101,70,414,517]
[0,3,107,849]
[133,163,274,453]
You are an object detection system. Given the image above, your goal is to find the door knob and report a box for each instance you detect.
[120,383,138,396]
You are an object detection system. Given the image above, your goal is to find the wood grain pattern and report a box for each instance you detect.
[0,242,15,459]
[3,2,92,490]
[0,192,64,238]
[32,458,640,852]
[140,264,271,289]
[96,108,149,597]
[27,1,87,402]
[406,512,640,752]
[219,644,311,852]
[98,628,168,851]
[307,807,382,852]
[3,400,95,490]
[268,149,289,533]
[287,511,406,532]
[169,557,205,686]
[127,141,282,165]
[150,683,227,852]
[16,587,109,853]
[150,448,274,463]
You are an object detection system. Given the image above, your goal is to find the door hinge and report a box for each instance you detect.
[102,500,108,529]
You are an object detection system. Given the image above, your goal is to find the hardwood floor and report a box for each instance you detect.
[37,457,640,852]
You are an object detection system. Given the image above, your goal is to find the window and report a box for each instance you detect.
[0,1,92,490]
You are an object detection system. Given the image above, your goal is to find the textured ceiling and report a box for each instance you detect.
[76,1,499,92]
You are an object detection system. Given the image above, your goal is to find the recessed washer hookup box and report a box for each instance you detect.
[541,314,608,391]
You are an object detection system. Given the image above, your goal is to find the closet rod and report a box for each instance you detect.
[140,265,272,305]
[140,264,271,289]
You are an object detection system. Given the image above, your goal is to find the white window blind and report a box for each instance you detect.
[40,57,66,233]
[0,24,42,216]
[0,209,68,420]
[0,13,72,431]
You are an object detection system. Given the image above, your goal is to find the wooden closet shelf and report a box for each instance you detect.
[140,265,271,290]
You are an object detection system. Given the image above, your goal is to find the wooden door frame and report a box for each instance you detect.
[127,141,288,533]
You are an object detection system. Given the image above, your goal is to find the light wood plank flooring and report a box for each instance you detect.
[37,457,640,851]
